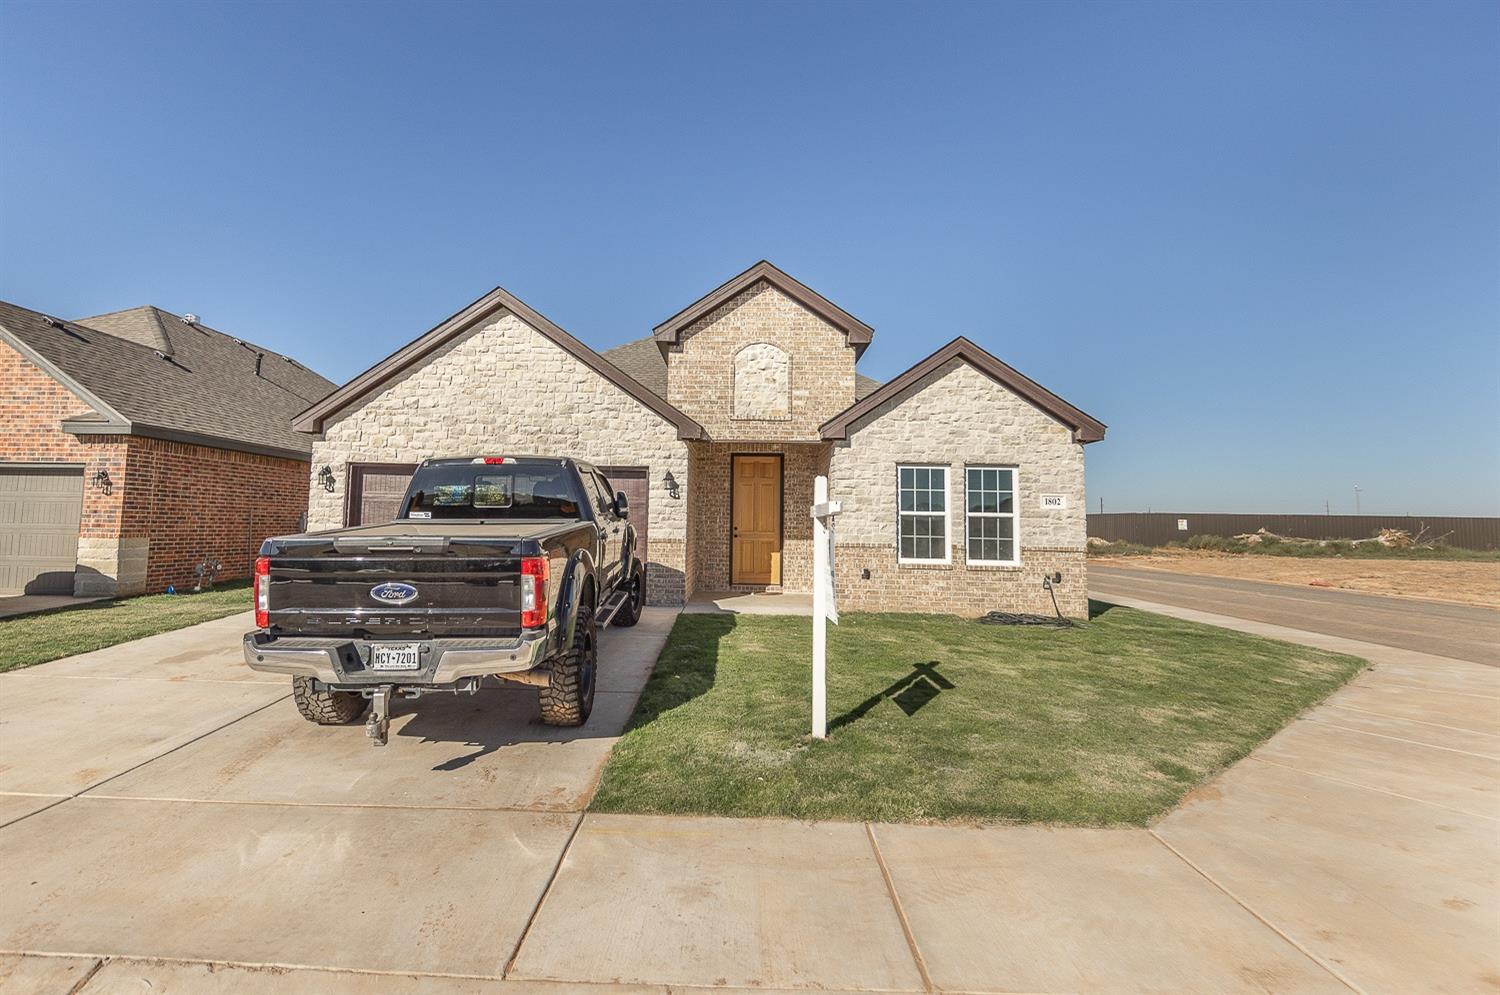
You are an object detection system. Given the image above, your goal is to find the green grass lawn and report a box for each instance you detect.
[0,583,252,673]
[591,603,1365,826]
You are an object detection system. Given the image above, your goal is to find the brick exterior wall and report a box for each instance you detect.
[828,358,1090,617]
[306,309,691,605]
[3,341,311,596]
[119,437,308,593]
[0,342,102,462]
[687,442,829,593]
[666,281,857,441]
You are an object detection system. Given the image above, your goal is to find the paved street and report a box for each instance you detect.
[1091,564,1500,665]
[1,598,1497,994]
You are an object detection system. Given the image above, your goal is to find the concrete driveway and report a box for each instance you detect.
[1,598,1496,993]
[0,607,677,987]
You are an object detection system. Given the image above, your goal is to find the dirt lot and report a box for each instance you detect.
[1090,549,1500,609]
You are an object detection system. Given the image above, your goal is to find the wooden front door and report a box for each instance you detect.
[731,455,781,585]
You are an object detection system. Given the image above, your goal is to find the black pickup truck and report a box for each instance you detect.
[243,456,645,745]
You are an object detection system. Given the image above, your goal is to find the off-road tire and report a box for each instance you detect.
[539,594,597,727]
[613,562,645,628]
[292,676,369,725]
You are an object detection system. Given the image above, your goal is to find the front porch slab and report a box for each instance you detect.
[683,590,812,616]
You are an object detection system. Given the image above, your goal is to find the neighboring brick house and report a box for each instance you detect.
[293,261,1105,617]
[0,300,335,597]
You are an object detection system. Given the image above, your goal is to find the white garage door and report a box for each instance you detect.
[0,465,84,595]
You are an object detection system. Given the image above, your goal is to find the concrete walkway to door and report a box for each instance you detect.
[0,598,1495,994]
[685,589,813,615]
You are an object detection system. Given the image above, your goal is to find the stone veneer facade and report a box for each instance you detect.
[297,270,1094,615]
[828,359,1089,617]
[2,341,310,596]
[305,310,692,605]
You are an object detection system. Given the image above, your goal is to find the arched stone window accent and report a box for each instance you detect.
[733,342,791,420]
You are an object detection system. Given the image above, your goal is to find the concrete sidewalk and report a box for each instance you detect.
[2,600,1497,993]
[500,596,1499,993]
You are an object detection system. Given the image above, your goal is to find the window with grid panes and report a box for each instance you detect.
[965,466,1017,564]
[897,465,949,562]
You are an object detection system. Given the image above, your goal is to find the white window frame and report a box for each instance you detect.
[964,465,1020,566]
[896,464,951,564]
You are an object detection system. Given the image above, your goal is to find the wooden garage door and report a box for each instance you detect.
[0,465,84,595]
[600,466,649,565]
[346,463,419,526]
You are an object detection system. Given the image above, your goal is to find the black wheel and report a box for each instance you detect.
[292,676,369,725]
[613,562,645,628]
[539,594,597,727]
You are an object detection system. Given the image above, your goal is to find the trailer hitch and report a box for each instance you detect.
[365,686,393,747]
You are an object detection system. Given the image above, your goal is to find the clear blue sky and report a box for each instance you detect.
[2,1,1496,515]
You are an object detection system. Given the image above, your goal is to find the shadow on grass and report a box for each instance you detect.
[621,613,737,730]
[829,660,955,732]
[1088,598,1121,619]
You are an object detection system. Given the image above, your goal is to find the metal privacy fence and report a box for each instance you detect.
[1087,513,1500,551]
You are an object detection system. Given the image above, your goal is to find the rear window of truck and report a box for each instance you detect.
[402,464,585,520]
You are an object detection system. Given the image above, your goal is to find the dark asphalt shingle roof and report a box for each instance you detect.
[602,336,669,396]
[601,335,882,402]
[0,300,335,459]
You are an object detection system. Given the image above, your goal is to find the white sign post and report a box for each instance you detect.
[810,475,841,740]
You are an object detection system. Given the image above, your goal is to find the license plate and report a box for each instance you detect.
[369,643,421,671]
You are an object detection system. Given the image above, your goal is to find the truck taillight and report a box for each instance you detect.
[254,556,270,628]
[520,556,548,628]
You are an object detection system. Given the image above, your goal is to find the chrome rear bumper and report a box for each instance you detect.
[242,630,551,686]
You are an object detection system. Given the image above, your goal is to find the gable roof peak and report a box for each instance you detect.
[0,297,335,460]
[652,260,873,358]
[294,285,707,440]
[819,335,1107,444]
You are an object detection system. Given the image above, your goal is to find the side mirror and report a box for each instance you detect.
[613,491,630,518]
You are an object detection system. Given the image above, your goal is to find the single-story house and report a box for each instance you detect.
[293,261,1106,616]
[0,300,335,597]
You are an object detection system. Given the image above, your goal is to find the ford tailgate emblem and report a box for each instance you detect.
[370,582,418,605]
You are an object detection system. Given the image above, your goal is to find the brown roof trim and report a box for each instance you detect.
[293,286,707,439]
[652,260,874,358]
[60,418,313,462]
[0,321,130,428]
[819,336,1107,444]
